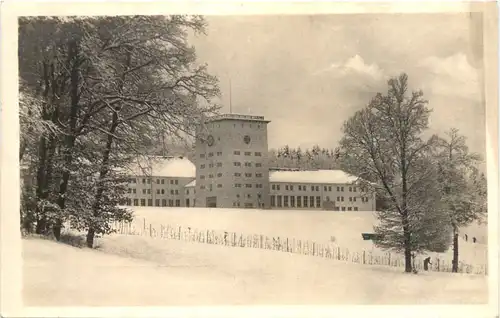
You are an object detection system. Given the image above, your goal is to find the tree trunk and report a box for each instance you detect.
[452,226,459,273]
[86,227,95,248]
[54,39,80,240]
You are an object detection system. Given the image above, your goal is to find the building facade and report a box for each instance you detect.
[194,114,271,209]
[123,113,376,211]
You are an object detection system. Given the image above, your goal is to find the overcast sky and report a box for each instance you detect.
[190,13,485,158]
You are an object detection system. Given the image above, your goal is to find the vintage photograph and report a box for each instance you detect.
[16,10,491,308]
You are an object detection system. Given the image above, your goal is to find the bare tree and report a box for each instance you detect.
[336,73,451,273]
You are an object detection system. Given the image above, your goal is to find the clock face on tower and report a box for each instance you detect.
[207,135,215,147]
[243,135,251,144]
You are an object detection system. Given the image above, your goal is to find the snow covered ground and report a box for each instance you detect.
[124,207,488,268]
[23,236,487,306]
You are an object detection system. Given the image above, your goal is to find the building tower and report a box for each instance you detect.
[195,114,271,209]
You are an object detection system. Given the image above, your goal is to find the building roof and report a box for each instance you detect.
[126,156,196,178]
[269,169,359,184]
[185,179,196,187]
[205,113,270,123]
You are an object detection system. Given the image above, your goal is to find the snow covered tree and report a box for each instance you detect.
[432,128,487,272]
[336,73,451,272]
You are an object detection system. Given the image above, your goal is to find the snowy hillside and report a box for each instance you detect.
[23,237,487,306]
[122,207,487,268]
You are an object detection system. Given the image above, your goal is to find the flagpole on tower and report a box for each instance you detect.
[229,78,233,114]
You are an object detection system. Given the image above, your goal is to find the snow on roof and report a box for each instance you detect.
[126,156,196,178]
[269,169,359,184]
[185,179,196,187]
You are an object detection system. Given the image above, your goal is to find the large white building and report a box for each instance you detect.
[124,113,376,211]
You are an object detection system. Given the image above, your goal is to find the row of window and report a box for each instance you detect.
[200,163,223,169]
[233,151,262,156]
[271,184,358,192]
[234,183,264,188]
[127,198,182,207]
[232,202,265,208]
[233,162,262,167]
[128,188,180,195]
[199,172,264,179]
[130,178,179,185]
[336,196,369,202]
[271,195,322,208]
[205,122,262,129]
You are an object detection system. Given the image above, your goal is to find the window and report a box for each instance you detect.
[234,172,241,177]
[170,180,174,185]
[285,185,289,191]
[255,152,262,156]
[349,197,352,202]
[170,190,174,195]
[328,186,332,191]
[209,163,214,168]
[256,173,263,177]
[297,196,302,207]
[234,183,242,188]
[277,195,282,207]
[186,199,190,207]
[175,199,180,207]
[284,196,289,207]
[234,151,240,155]
[354,207,359,211]
[156,179,160,184]
[276,185,281,191]
[236,194,240,198]
[298,185,302,191]
[245,151,251,156]
[200,164,205,169]
[217,162,222,167]
[311,186,315,191]
[303,196,308,208]
[271,196,276,207]
[335,207,340,211]
[326,196,330,201]
[133,189,136,194]
[353,197,357,202]
[217,151,222,156]
[147,199,153,206]
[200,185,206,189]
[155,199,160,207]
[290,185,294,191]
[156,189,160,194]
[347,207,352,211]
[217,184,222,188]
[168,199,174,207]
[349,186,352,192]
[142,189,146,194]
[316,196,321,208]
[316,186,319,191]
[200,154,205,158]
[310,196,315,207]
[127,198,132,205]
[246,184,252,188]
[290,196,295,207]
[208,152,214,157]
[209,174,214,178]
[247,194,252,199]
[141,199,146,206]
[256,163,262,167]
[147,179,151,184]
[161,189,165,194]
[131,179,136,183]
[200,175,206,180]
[162,199,167,206]
[324,186,327,191]
[272,184,276,190]
[341,186,344,191]
[256,184,263,188]
[161,179,165,184]
[147,189,151,194]
[134,199,139,206]
[217,173,222,177]
[175,190,179,195]
[245,173,252,177]
[186,189,190,195]
[342,207,346,211]
[234,162,241,167]
[128,188,132,193]
[142,178,146,184]
[353,186,357,192]
[245,162,252,167]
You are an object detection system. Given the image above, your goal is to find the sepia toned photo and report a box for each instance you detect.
[1,2,498,317]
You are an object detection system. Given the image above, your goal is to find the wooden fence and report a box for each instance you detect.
[110,219,488,276]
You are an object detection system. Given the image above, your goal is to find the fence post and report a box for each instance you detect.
[363,251,366,264]
[437,259,440,272]
[337,247,340,260]
[388,252,391,266]
[286,238,289,252]
[178,226,181,240]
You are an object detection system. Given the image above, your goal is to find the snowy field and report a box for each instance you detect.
[124,207,488,268]
[23,236,488,306]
